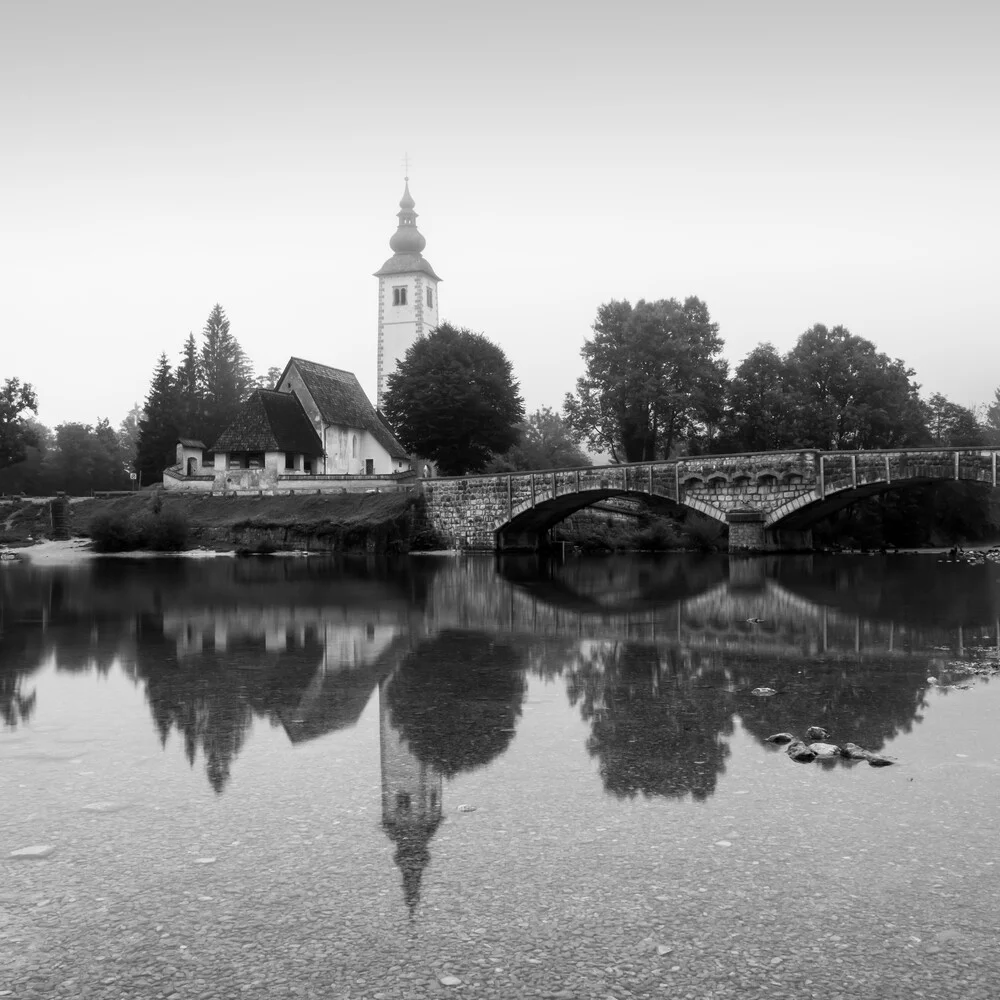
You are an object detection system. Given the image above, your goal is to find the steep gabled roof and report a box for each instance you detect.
[284,357,409,459]
[211,390,323,454]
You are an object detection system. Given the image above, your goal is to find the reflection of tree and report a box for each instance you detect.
[775,554,1000,628]
[731,651,929,753]
[386,631,527,777]
[0,671,36,727]
[564,642,733,801]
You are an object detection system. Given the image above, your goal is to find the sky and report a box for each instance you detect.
[2,0,998,430]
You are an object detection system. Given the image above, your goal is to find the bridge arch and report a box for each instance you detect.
[491,486,723,551]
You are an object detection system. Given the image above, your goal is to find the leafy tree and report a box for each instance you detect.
[0,377,39,468]
[716,343,799,452]
[924,393,984,447]
[783,325,927,450]
[135,354,178,485]
[255,366,284,391]
[984,388,1000,445]
[383,324,524,475]
[564,297,727,462]
[37,421,131,494]
[117,404,143,470]
[486,406,591,472]
[199,304,254,445]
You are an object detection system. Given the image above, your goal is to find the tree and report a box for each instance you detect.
[254,366,284,391]
[383,324,524,475]
[564,297,728,462]
[925,393,985,447]
[717,343,799,452]
[199,304,254,445]
[0,377,39,468]
[174,333,202,438]
[984,388,1000,445]
[38,421,131,494]
[135,354,178,485]
[118,403,143,469]
[486,407,591,472]
[783,325,927,450]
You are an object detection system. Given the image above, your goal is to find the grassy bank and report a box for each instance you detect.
[3,491,426,554]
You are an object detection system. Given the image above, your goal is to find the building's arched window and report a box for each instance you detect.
[352,435,357,458]
[426,287,434,308]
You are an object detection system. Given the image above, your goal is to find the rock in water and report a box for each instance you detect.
[805,726,830,740]
[840,743,870,760]
[808,742,841,759]
[751,687,777,697]
[766,732,796,744]
[786,740,816,763]
[866,754,895,767]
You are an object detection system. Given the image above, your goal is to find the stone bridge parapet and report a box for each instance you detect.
[420,447,1000,553]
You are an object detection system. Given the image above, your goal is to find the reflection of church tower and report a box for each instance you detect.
[379,675,443,914]
[374,178,442,410]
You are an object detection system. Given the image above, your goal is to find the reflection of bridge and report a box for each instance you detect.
[421,447,1000,552]
[427,566,993,659]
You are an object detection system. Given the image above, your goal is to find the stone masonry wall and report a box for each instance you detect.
[421,449,1000,551]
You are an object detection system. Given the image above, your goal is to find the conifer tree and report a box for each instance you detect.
[199,304,253,445]
[136,353,179,485]
[175,332,203,438]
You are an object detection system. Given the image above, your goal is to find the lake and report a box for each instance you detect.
[2,552,999,999]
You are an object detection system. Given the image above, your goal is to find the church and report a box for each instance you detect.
[164,180,440,493]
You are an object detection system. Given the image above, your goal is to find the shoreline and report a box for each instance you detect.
[3,538,998,566]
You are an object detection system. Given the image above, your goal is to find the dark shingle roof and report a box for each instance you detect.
[284,358,409,459]
[177,438,206,449]
[373,252,442,281]
[211,390,323,454]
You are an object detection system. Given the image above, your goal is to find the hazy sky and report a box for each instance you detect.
[3,0,998,430]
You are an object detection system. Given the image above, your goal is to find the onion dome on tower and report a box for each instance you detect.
[376,179,441,280]
[375,177,443,410]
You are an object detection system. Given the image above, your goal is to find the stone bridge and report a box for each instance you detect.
[421,447,1000,552]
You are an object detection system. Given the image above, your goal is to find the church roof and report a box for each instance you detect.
[285,358,409,459]
[374,252,441,281]
[211,390,323,454]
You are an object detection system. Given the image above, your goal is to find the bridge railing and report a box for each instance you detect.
[428,445,1000,493]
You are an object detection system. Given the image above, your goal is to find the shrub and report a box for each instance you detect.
[142,509,189,551]
[89,506,188,552]
[90,511,140,552]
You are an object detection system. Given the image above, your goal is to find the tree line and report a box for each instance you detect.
[0,304,280,494]
[4,295,1000,496]
[563,298,999,462]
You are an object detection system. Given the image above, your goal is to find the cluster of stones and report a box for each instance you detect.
[766,727,895,766]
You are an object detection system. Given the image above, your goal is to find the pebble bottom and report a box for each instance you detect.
[3,644,1000,999]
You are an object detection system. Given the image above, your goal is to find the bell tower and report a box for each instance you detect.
[374,178,441,410]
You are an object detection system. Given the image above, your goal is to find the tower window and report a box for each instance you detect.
[392,286,407,306]
[426,288,433,308]
[396,792,411,812]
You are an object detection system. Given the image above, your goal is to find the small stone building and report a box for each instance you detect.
[163,358,414,493]
[211,389,325,490]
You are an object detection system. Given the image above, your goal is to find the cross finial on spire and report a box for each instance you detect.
[402,152,411,180]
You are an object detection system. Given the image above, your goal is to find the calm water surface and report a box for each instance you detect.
[2,553,1000,999]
